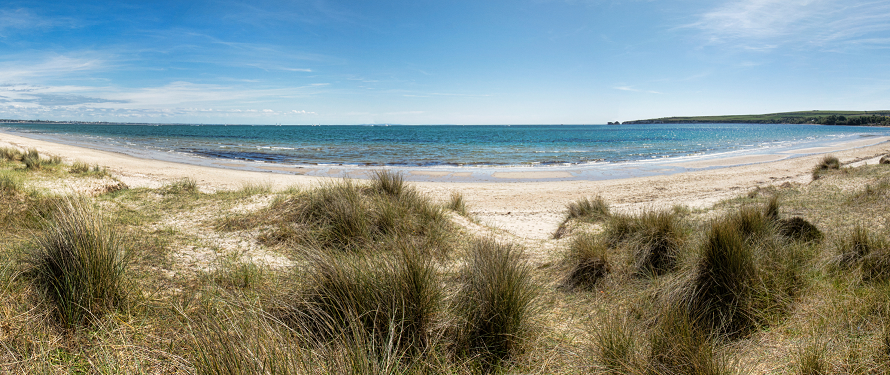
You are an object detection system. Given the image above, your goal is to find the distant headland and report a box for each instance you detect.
[618,110,890,126]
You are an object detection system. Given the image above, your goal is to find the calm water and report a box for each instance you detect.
[1,123,888,168]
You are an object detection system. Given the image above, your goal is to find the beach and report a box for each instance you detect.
[2,131,888,240]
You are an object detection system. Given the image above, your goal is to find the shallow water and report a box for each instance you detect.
[2,123,888,181]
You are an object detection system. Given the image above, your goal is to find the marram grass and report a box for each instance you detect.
[28,197,130,327]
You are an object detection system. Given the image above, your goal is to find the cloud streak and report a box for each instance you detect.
[688,0,890,51]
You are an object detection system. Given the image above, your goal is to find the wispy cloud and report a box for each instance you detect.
[687,0,890,51]
[613,86,660,94]
[0,54,107,82]
[0,8,79,36]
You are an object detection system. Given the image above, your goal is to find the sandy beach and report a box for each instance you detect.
[2,131,888,240]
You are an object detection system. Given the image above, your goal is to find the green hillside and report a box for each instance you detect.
[621,110,890,126]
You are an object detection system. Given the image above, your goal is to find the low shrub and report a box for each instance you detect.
[812,155,841,180]
[453,239,537,366]
[561,232,610,291]
[880,155,890,165]
[27,197,130,327]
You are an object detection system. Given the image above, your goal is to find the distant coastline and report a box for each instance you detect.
[620,110,890,126]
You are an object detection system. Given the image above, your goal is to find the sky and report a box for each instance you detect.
[0,0,889,125]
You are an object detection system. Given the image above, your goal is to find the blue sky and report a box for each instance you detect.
[1,0,889,124]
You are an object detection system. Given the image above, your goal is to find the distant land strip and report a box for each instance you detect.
[619,110,890,126]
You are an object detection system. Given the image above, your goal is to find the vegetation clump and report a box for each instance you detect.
[0,146,23,161]
[27,197,130,327]
[832,225,890,281]
[778,216,823,243]
[453,239,537,366]
[554,196,610,239]
[69,160,108,176]
[247,171,451,254]
[447,191,469,216]
[812,155,841,180]
[880,154,890,165]
[604,210,686,276]
[289,242,441,355]
[161,177,199,195]
[561,232,610,291]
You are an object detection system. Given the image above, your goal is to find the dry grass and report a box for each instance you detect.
[3,155,890,373]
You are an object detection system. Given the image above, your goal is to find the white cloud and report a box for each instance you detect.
[688,0,890,50]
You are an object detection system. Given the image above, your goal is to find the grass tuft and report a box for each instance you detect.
[0,146,23,161]
[370,169,405,197]
[604,210,686,276]
[648,308,726,375]
[880,155,890,164]
[453,239,537,366]
[778,217,823,243]
[27,197,130,327]
[681,218,757,337]
[162,177,199,195]
[832,224,877,269]
[252,175,450,254]
[554,196,610,239]
[0,171,21,193]
[795,342,828,375]
[447,191,469,216]
[592,315,640,373]
[561,232,610,291]
[289,241,441,355]
[22,149,42,169]
[812,155,841,180]
[566,196,610,222]
[69,160,108,177]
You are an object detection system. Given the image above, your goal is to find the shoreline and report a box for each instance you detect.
[2,131,889,239]
[2,126,889,184]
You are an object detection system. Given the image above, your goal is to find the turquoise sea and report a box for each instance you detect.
[1,123,888,181]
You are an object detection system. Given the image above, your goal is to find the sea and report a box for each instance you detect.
[1,123,888,181]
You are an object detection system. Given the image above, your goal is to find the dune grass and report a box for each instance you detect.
[26,197,130,328]
[0,146,23,161]
[448,191,469,216]
[162,177,199,195]
[604,209,686,276]
[5,152,890,373]
[560,232,610,291]
[453,239,537,367]
[288,241,442,355]
[812,155,841,180]
[554,196,610,238]
[227,171,452,255]
[69,160,109,177]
